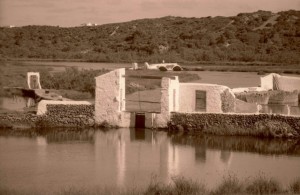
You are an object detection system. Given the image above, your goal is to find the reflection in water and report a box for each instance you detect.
[130,128,146,141]
[260,104,300,116]
[171,134,300,156]
[195,141,206,163]
[45,130,94,143]
[0,128,300,192]
[220,151,232,164]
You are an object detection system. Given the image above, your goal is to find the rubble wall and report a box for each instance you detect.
[0,104,95,128]
[169,112,300,138]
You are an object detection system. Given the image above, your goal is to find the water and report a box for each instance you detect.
[0,128,299,193]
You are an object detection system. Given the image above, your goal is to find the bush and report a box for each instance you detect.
[40,67,109,97]
[246,176,282,194]
[213,175,243,195]
[290,177,300,194]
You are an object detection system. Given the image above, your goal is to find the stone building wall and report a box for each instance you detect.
[260,73,300,92]
[274,75,300,92]
[260,73,275,90]
[153,77,174,128]
[94,68,130,127]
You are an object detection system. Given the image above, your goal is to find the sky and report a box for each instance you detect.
[0,0,299,27]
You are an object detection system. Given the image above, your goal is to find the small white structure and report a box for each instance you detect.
[81,22,97,26]
[130,63,139,70]
[144,62,183,71]
[27,72,42,89]
[261,73,300,91]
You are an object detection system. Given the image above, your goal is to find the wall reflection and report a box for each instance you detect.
[1,128,300,191]
[45,130,94,143]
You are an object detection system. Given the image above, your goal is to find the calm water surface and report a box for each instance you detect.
[0,129,299,192]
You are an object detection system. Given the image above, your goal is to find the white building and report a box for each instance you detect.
[94,68,260,128]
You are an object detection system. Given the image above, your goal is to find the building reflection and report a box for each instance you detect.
[45,130,94,143]
[21,128,300,190]
[195,145,206,163]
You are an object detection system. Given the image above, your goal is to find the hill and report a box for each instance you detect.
[0,10,299,64]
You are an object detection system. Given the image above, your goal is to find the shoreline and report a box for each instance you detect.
[1,111,300,139]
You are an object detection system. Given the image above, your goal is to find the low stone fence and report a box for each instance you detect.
[0,104,95,129]
[169,112,300,138]
[41,104,95,127]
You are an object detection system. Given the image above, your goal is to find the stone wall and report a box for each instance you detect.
[0,104,95,128]
[43,104,94,127]
[169,112,300,138]
[234,99,259,113]
[37,100,92,115]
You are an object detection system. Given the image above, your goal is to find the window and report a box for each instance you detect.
[195,90,206,112]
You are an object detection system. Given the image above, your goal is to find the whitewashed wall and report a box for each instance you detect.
[95,68,130,126]
[178,83,230,113]
[274,75,300,91]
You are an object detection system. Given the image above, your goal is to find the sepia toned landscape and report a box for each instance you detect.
[0,1,300,194]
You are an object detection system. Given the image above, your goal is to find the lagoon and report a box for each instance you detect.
[1,61,300,193]
[0,128,299,193]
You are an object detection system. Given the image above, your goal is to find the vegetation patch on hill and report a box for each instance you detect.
[0,10,299,64]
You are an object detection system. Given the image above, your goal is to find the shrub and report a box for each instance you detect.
[290,177,300,194]
[212,175,243,195]
[40,67,109,97]
[246,176,282,194]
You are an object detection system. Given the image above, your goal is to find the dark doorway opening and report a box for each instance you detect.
[135,113,145,128]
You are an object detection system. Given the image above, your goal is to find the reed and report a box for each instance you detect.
[2,175,299,195]
[245,175,282,194]
[290,177,300,194]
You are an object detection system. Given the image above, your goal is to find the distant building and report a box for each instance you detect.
[81,22,97,26]
[2,25,15,28]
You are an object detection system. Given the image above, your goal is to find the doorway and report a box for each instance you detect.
[135,113,145,128]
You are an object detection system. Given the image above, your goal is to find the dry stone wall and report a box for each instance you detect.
[0,105,95,128]
[43,105,94,127]
[169,112,300,138]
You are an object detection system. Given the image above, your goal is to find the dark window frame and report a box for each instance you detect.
[195,90,206,112]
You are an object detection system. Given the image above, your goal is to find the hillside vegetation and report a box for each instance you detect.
[0,10,299,64]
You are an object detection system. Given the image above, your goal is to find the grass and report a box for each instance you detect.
[1,176,300,195]
[212,175,243,195]
[245,175,282,194]
[50,89,92,100]
[183,63,300,75]
[290,177,300,194]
